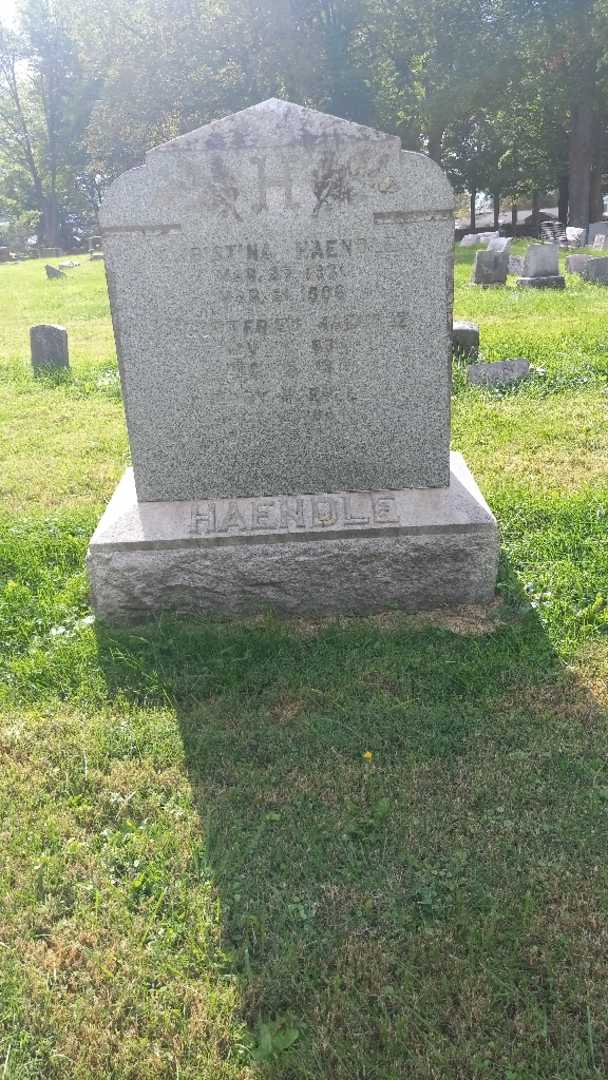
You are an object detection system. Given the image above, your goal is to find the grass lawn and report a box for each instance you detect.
[0,249,607,1078]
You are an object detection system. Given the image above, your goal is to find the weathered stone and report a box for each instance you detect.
[41,247,63,258]
[508,254,524,276]
[516,275,565,289]
[471,249,508,285]
[581,257,608,284]
[87,453,498,624]
[452,320,479,356]
[59,260,80,268]
[487,236,511,253]
[467,358,529,388]
[460,233,481,247]
[88,235,103,251]
[90,100,499,623]
[89,252,104,261]
[516,243,564,288]
[30,324,69,372]
[0,246,9,262]
[587,221,608,246]
[565,227,586,247]
[566,254,591,274]
[45,264,66,279]
[100,98,455,501]
[522,243,559,277]
[593,234,608,251]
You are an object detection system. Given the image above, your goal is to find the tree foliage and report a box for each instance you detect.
[0,0,607,242]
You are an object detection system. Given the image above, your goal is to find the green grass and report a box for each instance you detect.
[0,253,607,1078]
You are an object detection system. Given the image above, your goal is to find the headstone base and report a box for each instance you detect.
[87,454,498,626]
[516,275,565,289]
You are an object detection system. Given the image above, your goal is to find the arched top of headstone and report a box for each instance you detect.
[149,98,400,154]
[100,99,453,226]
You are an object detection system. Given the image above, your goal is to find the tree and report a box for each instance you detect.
[0,0,100,247]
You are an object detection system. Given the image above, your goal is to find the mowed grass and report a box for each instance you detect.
[0,251,607,1078]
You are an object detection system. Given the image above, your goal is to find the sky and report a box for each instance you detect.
[0,0,16,24]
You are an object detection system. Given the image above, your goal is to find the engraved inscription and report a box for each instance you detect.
[190,493,400,536]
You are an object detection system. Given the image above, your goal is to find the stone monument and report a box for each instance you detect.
[516,244,565,289]
[30,324,69,373]
[472,248,508,285]
[87,99,498,624]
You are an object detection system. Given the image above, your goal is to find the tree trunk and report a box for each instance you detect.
[531,191,541,234]
[568,67,595,227]
[427,126,443,164]
[41,193,60,248]
[493,192,500,230]
[470,189,476,232]
[589,113,605,222]
[558,174,569,225]
[511,204,518,233]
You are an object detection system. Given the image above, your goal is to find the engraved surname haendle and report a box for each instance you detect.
[373,496,400,524]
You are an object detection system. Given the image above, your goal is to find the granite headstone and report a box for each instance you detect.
[581,257,608,284]
[30,324,69,372]
[88,100,498,623]
[472,249,508,285]
[517,243,564,289]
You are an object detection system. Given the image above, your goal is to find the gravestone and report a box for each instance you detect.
[0,246,9,262]
[87,99,498,624]
[581,257,608,284]
[566,254,591,274]
[592,234,608,251]
[30,324,69,372]
[460,233,481,247]
[587,221,608,246]
[452,320,479,357]
[472,248,508,285]
[517,243,564,289]
[45,264,66,279]
[467,358,529,388]
[487,236,511,253]
[88,235,103,252]
[508,254,524,276]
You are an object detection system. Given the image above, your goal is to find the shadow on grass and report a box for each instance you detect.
[95,560,608,1077]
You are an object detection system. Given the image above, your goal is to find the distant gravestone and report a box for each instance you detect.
[587,222,608,246]
[88,235,103,252]
[0,246,9,262]
[45,264,66,279]
[566,254,591,274]
[467,358,530,388]
[487,236,511,253]
[516,243,565,289]
[41,247,63,258]
[592,234,608,251]
[472,249,508,285]
[452,320,479,357]
[460,233,481,247]
[581,257,608,284]
[30,324,69,372]
[508,254,524,276]
[87,99,498,624]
